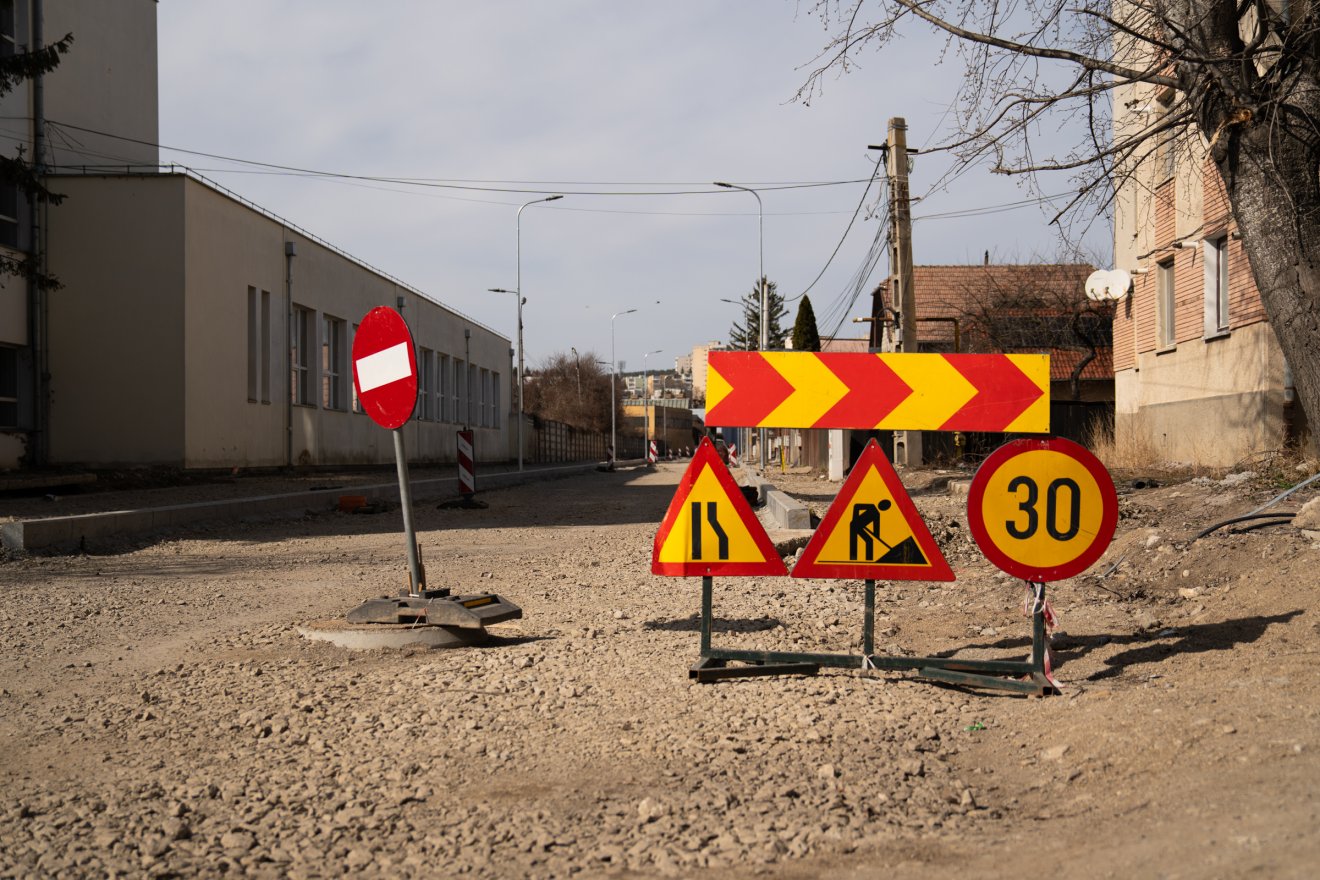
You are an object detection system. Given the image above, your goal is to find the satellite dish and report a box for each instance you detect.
[1086,269,1132,302]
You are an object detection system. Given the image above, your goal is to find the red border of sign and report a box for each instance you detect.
[967,436,1118,582]
[651,437,788,577]
[352,306,418,431]
[792,439,954,581]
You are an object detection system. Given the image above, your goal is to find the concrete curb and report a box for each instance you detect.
[741,470,812,530]
[1,461,603,553]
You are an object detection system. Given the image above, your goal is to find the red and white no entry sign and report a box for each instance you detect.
[352,307,418,430]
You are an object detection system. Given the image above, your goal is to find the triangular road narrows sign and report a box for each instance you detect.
[652,437,787,577]
[792,439,954,581]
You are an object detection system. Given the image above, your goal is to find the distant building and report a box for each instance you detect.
[689,340,723,402]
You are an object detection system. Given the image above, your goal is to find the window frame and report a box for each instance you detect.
[0,344,18,429]
[290,305,314,406]
[321,314,346,410]
[1156,259,1176,351]
[1204,236,1230,338]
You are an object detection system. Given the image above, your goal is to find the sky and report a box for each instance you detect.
[155,1,1112,373]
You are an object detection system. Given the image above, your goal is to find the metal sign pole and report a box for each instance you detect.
[392,427,424,596]
[863,579,876,657]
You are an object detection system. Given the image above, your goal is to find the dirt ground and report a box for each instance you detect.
[1,458,1318,878]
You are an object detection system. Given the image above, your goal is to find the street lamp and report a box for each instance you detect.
[570,346,582,401]
[490,193,563,472]
[610,308,637,467]
[642,349,663,461]
[715,181,767,468]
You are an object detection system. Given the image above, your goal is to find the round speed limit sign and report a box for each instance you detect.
[967,437,1118,582]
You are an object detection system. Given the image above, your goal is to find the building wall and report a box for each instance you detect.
[1114,322,1288,465]
[690,341,722,400]
[44,0,159,170]
[44,173,512,469]
[45,175,187,464]
[1110,23,1291,463]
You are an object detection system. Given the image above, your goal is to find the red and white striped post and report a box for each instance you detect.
[728,443,739,467]
[648,440,658,465]
[457,430,475,498]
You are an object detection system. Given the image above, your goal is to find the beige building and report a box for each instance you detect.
[1,0,161,467]
[44,172,512,469]
[689,340,723,403]
[1,1,513,470]
[1110,25,1299,465]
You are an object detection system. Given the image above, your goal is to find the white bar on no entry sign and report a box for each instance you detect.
[356,342,412,393]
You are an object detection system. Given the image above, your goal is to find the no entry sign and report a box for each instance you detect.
[352,307,417,430]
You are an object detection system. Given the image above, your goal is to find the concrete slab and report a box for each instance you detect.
[764,488,812,530]
[298,619,488,650]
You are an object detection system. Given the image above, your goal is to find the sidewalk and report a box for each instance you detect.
[1,460,611,552]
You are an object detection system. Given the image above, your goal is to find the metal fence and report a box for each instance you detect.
[530,417,608,463]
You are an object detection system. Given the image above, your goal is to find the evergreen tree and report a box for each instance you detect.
[727,277,788,351]
[0,32,73,290]
[790,295,821,352]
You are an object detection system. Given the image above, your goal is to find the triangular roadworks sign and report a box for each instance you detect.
[792,440,954,581]
[652,438,788,577]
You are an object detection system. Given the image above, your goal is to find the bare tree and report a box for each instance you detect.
[800,1,1320,431]
[523,350,616,433]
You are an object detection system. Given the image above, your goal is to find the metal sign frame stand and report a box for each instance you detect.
[689,577,1056,695]
[392,427,426,597]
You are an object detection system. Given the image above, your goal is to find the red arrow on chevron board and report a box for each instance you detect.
[705,351,1049,432]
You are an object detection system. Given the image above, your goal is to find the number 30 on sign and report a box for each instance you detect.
[967,437,1118,582]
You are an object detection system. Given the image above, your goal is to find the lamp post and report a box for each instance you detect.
[610,309,637,467]
[642,348,663,460]
[570,346,582,401]
[489,193,562,473]
[715,181,767,468]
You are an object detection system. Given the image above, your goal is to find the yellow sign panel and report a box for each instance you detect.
[651,438,786,577]
[792,440,954,580]
[656,468,773,565]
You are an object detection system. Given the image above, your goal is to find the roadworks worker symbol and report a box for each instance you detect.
[652,437,788,577]
[792,439,954,581]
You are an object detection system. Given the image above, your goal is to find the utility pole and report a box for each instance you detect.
[887,117,921,467]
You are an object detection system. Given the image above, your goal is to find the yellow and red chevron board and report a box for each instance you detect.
[706,352,1050,432]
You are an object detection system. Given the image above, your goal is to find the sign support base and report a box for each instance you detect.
[690,577,1059,696]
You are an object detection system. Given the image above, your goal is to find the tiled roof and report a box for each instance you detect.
[1043,346,1113,381]
[820,337,870,353]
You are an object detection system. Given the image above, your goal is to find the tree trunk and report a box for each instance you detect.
[1215,112,1320,449]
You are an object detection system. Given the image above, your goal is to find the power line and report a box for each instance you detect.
[43,119,872,197]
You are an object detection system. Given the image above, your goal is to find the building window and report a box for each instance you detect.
[478,368,490,427]
[416,347,432,420]
[246,287,271,403]
[0,182,17,249]
[491,371,501,429]
[291,305,313,405]
[470,363,479,427]
[350,323,364,413]
[322,315,346,410]
[1205,236,1230,337]
[0,1,16,58]
[455,358,467,426]
[438,354,451,422]
[1156,260,1176,350]
[0,345,17,428]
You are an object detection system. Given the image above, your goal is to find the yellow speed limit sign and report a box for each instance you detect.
[967,437,1118,582]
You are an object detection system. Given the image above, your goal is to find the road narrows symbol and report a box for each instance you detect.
[651,438,786,577]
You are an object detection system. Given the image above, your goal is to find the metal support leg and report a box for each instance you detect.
[392,428,424,597]
[700,575,713,656]
[863,579,876,657]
